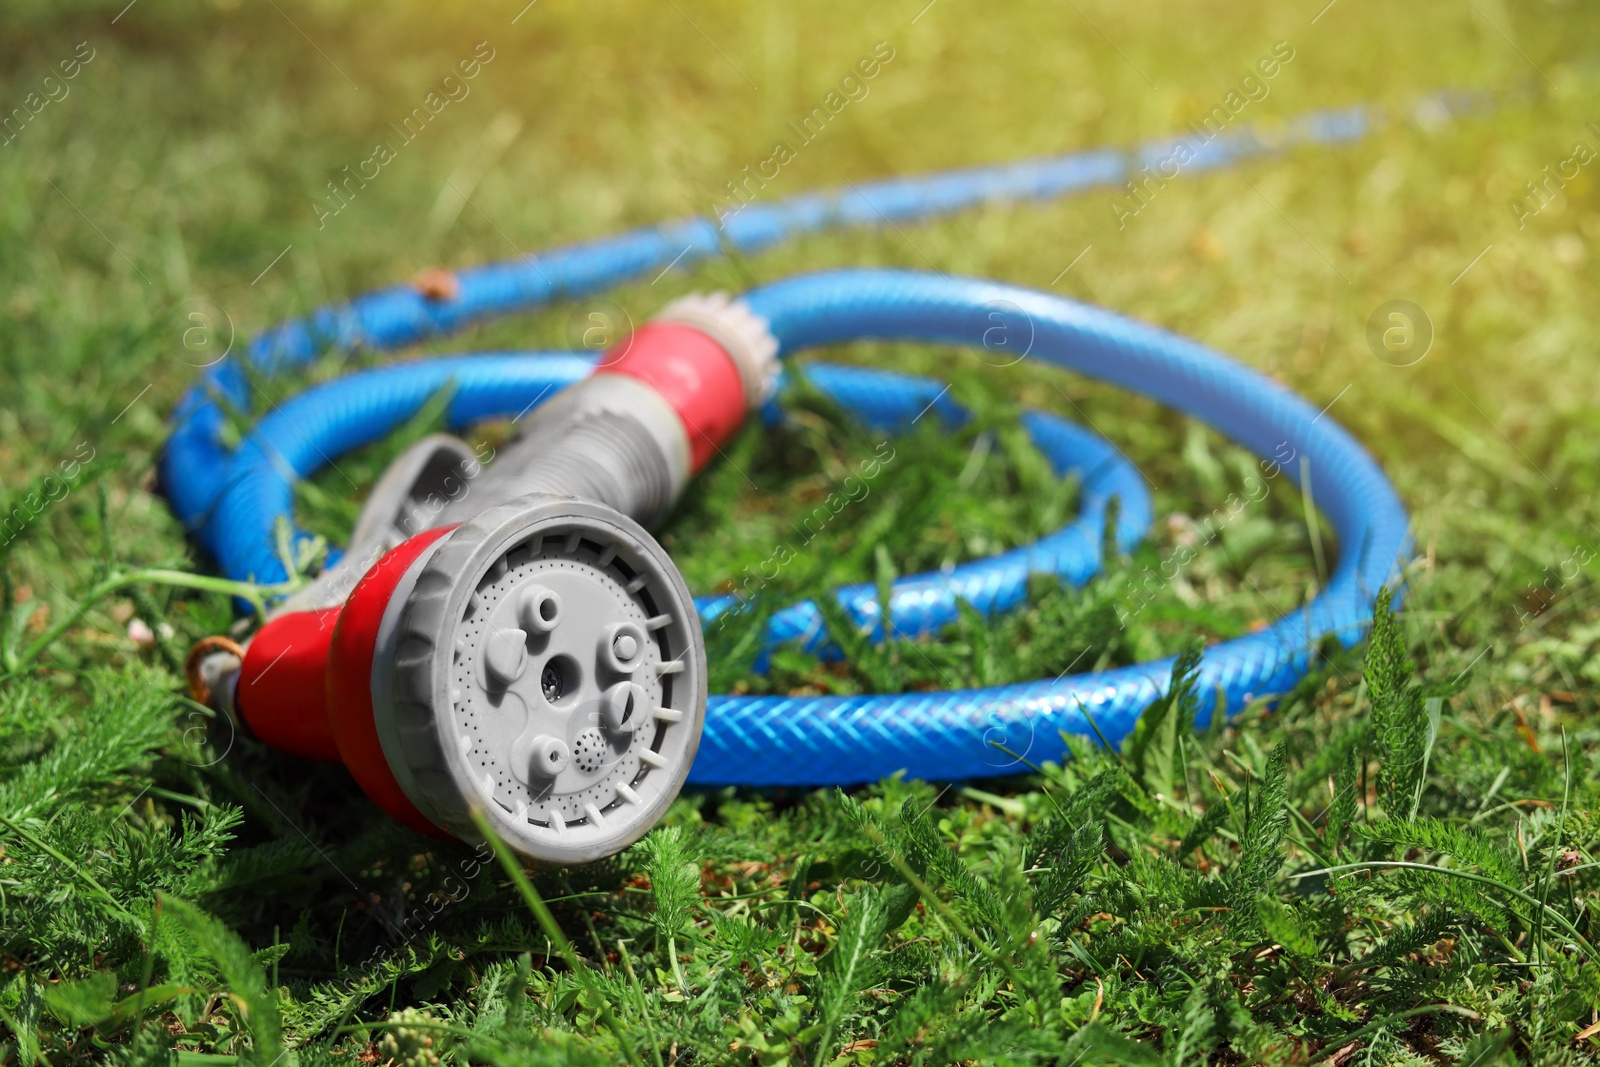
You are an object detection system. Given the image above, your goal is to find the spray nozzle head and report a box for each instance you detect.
[369,494,706,867]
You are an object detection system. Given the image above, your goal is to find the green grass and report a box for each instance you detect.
[5,0,1600,1061]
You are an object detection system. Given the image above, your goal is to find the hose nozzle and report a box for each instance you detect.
[222,295,773,865]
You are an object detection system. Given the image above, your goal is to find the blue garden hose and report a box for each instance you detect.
[162,97,1424,787]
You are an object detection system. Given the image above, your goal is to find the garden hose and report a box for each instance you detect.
[161,96,1428,864]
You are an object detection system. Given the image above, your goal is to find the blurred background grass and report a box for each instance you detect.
[5,0,1600,666]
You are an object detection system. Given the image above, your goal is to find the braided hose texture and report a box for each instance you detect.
[681,270,1408,784]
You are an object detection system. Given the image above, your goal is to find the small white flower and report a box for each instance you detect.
[128,619,156,648]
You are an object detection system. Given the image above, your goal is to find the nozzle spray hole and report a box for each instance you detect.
[540,654,580,705]
[518,586,562,634]
[601,622,648,673]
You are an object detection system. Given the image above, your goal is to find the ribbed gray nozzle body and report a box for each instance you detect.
[440,373,692,528]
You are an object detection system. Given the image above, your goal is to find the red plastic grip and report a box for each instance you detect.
[233,527,455,838]
[593,321,748,471]
[326,526,455,838]
[236,608,343,762]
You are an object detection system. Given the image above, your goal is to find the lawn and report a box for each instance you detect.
[3,0,1600,1062]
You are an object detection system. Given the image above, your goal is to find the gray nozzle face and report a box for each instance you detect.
[381,494,705,867]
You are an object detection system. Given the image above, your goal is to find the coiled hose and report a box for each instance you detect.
[162,101,1423,786]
